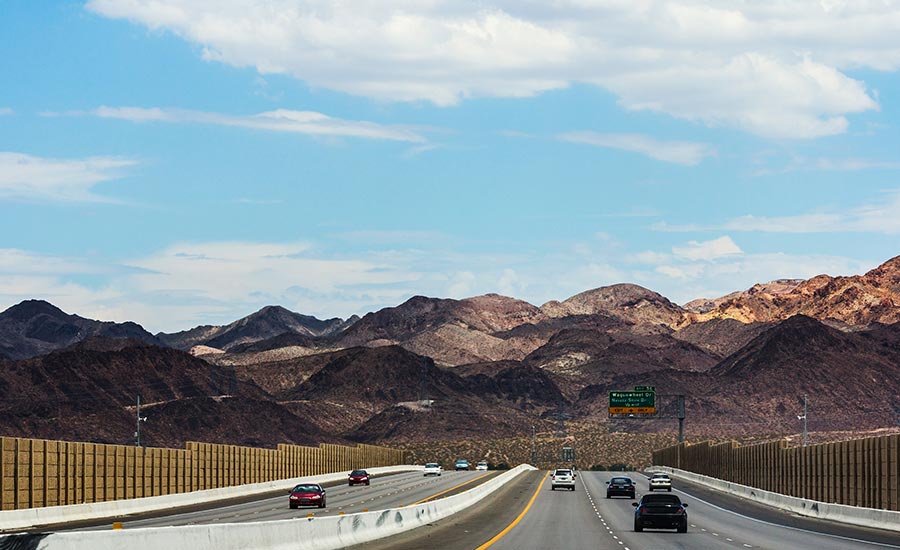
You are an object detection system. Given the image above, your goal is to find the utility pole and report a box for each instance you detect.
[676,395,685,443]
[134,395,147,447]
[800,395,809,447]
[418,360,430,409]
[531,425,536,466]
[556,396,566,437]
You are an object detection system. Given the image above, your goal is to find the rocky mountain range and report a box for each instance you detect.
[158,305,358,352]
[0,300,161,360]
[2,254,900,449]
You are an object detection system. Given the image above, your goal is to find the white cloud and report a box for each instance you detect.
[558,131,714,165]
[721,192,900,235]
[0,237,884,332]
[126,241,421,300]
[644,252,874,305]
[672,236,743,261]
[85,0,889,138]
[754,156,900,175]
[446,271,477,298]
[0,108,12,116]
[88,106,425,142]
[0,152,135,202]
[0,249,99,275]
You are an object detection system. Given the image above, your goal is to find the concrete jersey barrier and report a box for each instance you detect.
[0,465,419,533]
[647,466,900,533]
[0,464,537,550]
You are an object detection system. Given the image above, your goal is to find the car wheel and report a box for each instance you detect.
[629,492,635,499]
[667,487,672,492]
[551,486,556,490]
[634,519,643,532]
[289,503,296,509]
[571,487,575,491]
[606,494,611,499]
[366,481,370,486]
[319,500,326,509]
[677,521,687,533]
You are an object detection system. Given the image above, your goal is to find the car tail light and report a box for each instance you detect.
[675,507,685,515]
[638,506,646,514]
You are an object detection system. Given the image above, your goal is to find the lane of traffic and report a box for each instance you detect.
[472,470,616,550]
[72,469,496,530]
[589,471,900,550]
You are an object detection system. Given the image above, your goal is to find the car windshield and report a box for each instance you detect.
[611,477,632,485]
[425,463,439,468]
[293,485,320,492]
[351,470,367,476]
[642,494,681,505]
[456,460,467,464]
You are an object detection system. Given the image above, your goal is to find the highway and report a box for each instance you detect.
[350,471,900,550]
[60,469,497,532]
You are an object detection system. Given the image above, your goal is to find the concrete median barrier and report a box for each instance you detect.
[647,466,900,533]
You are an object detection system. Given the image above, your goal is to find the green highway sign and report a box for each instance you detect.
[608,390,656,414]
[634,386,656,392]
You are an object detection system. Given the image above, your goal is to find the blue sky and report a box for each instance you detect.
[2,1,900,333]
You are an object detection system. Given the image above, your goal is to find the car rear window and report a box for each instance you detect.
[611,477,631,484]
[555,470,572,475]
[642,494,681,504]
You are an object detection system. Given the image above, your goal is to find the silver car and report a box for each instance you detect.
[649,473,672,491]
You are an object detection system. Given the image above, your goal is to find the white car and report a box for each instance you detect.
[423,463,443,476]
[649,473,672,491]
[550,468,576,491]
[476,461,488,471]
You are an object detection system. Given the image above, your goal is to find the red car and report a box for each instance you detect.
[348,469,370,486]
[289,483,327,509]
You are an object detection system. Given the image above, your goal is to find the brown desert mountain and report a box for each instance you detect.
[689,256,900,326]
[0,337,332,448]
[541,283,689,328]
[158,305,357,351]
[0,300,160,360]
[4,254,900,453]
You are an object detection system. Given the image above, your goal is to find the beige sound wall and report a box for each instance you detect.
[0,437,403,511]
[652,435,899,511]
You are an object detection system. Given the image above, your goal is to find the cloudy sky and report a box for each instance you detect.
[2,1,900,333]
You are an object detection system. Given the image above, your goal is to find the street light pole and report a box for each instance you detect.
[797,395,808,447]
[803,395,808,447]
[135,395,147,447]
[531,425,536,466]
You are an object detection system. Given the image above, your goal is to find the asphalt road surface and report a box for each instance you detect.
[57,469,496,532]
[350,470,900,550]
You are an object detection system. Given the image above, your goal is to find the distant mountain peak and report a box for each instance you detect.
[541,283,687,328]
[1,299,69,321]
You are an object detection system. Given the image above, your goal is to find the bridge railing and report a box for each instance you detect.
[653,434,899,511]
[0,436,403,510]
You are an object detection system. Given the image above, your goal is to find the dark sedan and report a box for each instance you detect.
[348,469,371,486]
[632,493,688,532]
[606,476,636,499]
[289,483,326,509]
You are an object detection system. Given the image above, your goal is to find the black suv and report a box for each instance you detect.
[632,493,688,532]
